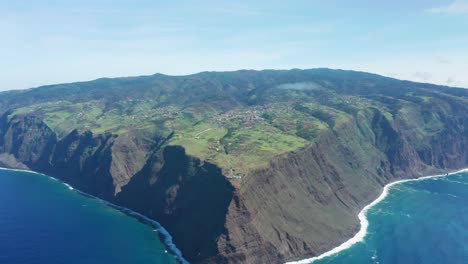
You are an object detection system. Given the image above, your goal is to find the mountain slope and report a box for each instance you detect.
[0,69,467,263]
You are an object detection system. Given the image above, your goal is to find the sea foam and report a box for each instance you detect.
[63,183,74,190]
[285,168,468,264]
[0,167,190,264]
[3,166,467,264]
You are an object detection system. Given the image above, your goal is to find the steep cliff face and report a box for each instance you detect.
[1,102,465,264]
[109,131,164,194]
[0,113,57,170]
[47,129,116,198]
[0,70,467,264]
[0,113,236,263]
[224,118,403,262]
[116,146,235,263]
[218,106,467,263]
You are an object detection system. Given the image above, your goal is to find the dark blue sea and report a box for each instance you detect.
[2,169,467,264]
[312,171,468,264]
[0,169,177,264]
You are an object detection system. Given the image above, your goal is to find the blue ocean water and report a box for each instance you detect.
[0,169,177,264]
[313,171,468,264]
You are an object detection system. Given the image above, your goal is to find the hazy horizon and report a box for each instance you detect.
[2,67,468,93]
[1,0,468,90]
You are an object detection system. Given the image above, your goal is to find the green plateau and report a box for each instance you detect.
[0,69,467,263]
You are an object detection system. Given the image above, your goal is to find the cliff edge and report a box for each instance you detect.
[0,69,466,263]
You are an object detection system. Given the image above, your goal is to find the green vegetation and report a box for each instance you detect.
[4,69,468,177]
[11,100,182,137]
[12,99,310,174]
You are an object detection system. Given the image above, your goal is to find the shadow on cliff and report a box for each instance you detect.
[47,129,116,199]
[115,145,235,263]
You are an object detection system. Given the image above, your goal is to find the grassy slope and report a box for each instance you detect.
[5,69,468,177]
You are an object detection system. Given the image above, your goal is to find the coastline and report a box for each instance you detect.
[4,165,468,264]
[285,167,468,264]
[0,167,189,264]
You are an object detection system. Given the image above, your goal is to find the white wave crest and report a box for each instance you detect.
[285,168,468,264]
[63,183,74,190]
[0,166,190,264]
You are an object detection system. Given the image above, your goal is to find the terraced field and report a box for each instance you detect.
[6,69,467,178]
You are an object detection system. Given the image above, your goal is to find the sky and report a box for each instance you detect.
[1,0,468,91]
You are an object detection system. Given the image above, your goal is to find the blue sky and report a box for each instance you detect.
[1,0,468,90]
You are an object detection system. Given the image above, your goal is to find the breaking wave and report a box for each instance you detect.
[285,168,468,264]
[0,167,189,264]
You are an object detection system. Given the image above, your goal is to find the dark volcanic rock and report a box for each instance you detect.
[0,69,467,264]
[116,146,235,263]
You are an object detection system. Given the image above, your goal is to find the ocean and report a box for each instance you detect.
[2,168,467,264]
[0,169,178,264]
[296,170,468,264]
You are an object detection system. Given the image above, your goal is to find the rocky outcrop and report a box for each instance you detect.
[215,105,467,263]
[0,113,236,263]
[115,146,235,263]
[0,100,466,264]
[47,129,116,199]
[0,113,57,170]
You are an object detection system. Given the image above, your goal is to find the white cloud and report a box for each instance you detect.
[326,50,468,88]
[411,72,433,82]
[427,1,468,15]
[433,55,451,64]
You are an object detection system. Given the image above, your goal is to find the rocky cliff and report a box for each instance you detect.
[0,69,467,263]
[0,112,237,263]
[0,104,466,263]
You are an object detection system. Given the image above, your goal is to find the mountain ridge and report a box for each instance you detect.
[0,68,467,263]
[2,68,466,98]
